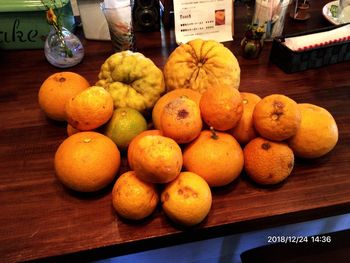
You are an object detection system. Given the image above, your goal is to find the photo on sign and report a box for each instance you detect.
[215,9,225,25]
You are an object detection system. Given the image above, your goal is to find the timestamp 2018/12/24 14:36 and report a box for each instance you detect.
[267,235,332,244]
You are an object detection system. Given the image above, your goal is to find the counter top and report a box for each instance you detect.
[0,1,349,262]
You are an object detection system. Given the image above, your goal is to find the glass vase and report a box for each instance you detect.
[241,37,263,59]
[44,26,84,68]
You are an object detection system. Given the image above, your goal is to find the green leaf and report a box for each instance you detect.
[330,5,338,18]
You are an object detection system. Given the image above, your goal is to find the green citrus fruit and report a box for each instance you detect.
[105,107,148,150]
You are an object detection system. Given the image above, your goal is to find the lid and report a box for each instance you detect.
[0,0,69,13]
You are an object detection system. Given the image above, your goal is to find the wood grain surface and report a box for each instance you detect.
[0,1,349,262]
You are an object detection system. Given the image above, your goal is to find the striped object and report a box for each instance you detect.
[283,24,350,51]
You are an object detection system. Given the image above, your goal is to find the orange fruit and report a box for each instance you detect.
[243,137,294,185]
[160,96,202,144]
[161,172,212,226]
[65,86,114,131]
[38,72,90,121]
[288,103,338,158]
[127,129,162,170]
[183,129,244,187]
[112,171,159,220]
[230,92,261,145]
[152,88,202,129]
[66,123,81,137]
[54,131,121,192]
[200,86,243,131]
[253,94,301,141]
[131,134,183,184]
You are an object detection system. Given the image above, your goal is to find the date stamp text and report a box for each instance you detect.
[267,235,332,244]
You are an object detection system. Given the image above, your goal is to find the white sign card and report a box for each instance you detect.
[173,0,234,44]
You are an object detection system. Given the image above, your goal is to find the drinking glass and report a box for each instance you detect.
[101,1,135,51]
[252,0,291,41]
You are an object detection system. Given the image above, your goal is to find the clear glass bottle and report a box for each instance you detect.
[44,26,84,68]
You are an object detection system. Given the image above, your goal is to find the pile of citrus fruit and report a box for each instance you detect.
[38,39,338,227]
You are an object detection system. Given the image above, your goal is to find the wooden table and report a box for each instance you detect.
[1,1,349,262]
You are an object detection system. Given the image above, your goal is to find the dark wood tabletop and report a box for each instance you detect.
[1,1,350,262]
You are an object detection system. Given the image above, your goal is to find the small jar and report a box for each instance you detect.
[241,37,263,59]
